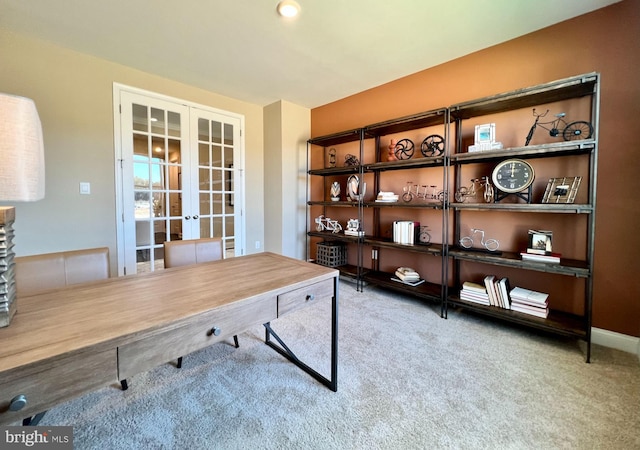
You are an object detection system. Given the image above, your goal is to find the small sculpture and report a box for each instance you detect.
[344,154,359,166]
[328,148,337,168]
[387,139,398,161]
[344,218,364,237]
[330,181,340,201]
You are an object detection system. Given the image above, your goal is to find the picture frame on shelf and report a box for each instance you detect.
[542,176,582,203]
[528,229,552,254]
[475,123,496,144]
[469,123,502,152]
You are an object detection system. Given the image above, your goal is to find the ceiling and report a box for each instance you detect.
[0,0,621,109]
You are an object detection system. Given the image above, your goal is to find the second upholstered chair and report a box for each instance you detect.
[163,237,240,370]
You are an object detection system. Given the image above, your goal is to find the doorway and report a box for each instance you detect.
[113,85,245,275]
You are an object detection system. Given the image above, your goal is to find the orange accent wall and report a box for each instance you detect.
[311,0,640,337]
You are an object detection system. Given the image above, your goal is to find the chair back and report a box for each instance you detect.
[163,238,224,268]
[15,247,110,296]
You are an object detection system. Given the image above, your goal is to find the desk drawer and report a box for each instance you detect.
[118,295,277,380]
[0,349,116,425]
[278,279,334,317]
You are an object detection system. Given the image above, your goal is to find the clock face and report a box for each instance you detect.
[492,159,535,193]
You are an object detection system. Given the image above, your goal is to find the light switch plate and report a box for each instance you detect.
[79,182,91,195]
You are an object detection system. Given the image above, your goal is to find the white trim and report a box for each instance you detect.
[112,83,246,274]
[592,327,640,359]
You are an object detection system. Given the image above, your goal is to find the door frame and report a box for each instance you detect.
[113,83,246,276]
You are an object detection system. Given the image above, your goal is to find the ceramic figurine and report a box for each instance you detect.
[388,139,398,161]
[330,181,340,201]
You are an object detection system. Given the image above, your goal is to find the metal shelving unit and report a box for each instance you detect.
[306,73,599,360]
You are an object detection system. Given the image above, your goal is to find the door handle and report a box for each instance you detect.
[193,215,199,219]
[185,216,191,220]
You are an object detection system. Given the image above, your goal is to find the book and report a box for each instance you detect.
[520,252,561,263]
[483,275,498,307]
[391,277,425,286]
[459,291,490,306]
[497,277,511,309]
[460,281,490,305]
[510,302,549,318]
[510,286,549,307]
[393,221,420,245]
[462,281,487,294]
[395,267,420,282]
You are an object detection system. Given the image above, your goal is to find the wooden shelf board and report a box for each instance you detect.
[364,238,443,256]
[447,296,588,339]
[451,203,593,214]
[448,248,590,277]
[364,156,445,172]
[450,140,595,163]
[364,109,447,136]
[363,201,444,210]
[450,73,597,120]
[308,166,360,176]
[308,129,362,147]
[363,270,442,301]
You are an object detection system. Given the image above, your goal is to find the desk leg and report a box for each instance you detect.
[22,411,47,426]
[264,278,338,392]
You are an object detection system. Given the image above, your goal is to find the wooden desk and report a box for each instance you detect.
[0,253,338,425]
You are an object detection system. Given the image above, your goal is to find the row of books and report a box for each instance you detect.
[460,277,550,318]
[392,221,419,245]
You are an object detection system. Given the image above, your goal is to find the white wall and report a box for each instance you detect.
[0,28,265,273]
[264,100,310,259]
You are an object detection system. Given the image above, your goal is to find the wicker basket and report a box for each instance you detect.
[316,242,347,267]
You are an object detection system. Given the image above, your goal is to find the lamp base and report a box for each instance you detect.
[0,206,17,328]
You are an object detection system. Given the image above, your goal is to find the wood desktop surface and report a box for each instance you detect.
[0,252,338,423]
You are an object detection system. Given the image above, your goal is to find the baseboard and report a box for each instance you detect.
[592,327,640,359]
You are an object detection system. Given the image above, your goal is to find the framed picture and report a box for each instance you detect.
[528,229,552,253]
[474,123,495,144]
[542,176,582,203]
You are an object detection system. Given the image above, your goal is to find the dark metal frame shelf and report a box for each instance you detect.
[306,72,598,362]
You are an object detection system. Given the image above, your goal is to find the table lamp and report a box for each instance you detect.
[0,93,45,327]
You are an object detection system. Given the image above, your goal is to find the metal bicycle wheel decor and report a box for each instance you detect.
[420,134,445,157]
[394,139,414,160]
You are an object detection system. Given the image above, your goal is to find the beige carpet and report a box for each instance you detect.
[27,282,640,449]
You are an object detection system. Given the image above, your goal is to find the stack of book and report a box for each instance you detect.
[393,221,419,245]
[459,281,490,306]
[520,251,561,264]
[391,267,425,286]
[483,275,511,309]
[376,191,399,202]
[509,286,549,318]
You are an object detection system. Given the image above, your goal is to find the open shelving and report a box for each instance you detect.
[306,73,599,361]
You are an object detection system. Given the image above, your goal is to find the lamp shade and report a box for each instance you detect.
[0,93,45,201]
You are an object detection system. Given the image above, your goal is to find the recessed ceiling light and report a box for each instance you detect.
[277,0,300,18]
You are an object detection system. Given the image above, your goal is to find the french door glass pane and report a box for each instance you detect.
[196,116,235,253]
[132,103,183,273]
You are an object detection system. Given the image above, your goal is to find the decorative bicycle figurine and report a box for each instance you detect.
[402,181,446,203]
[455,177,494,203]
[525,108,593,146]
[459,228,499,251]
[315,215,342,233]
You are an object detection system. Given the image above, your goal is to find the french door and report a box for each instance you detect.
[114,86,244,275]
